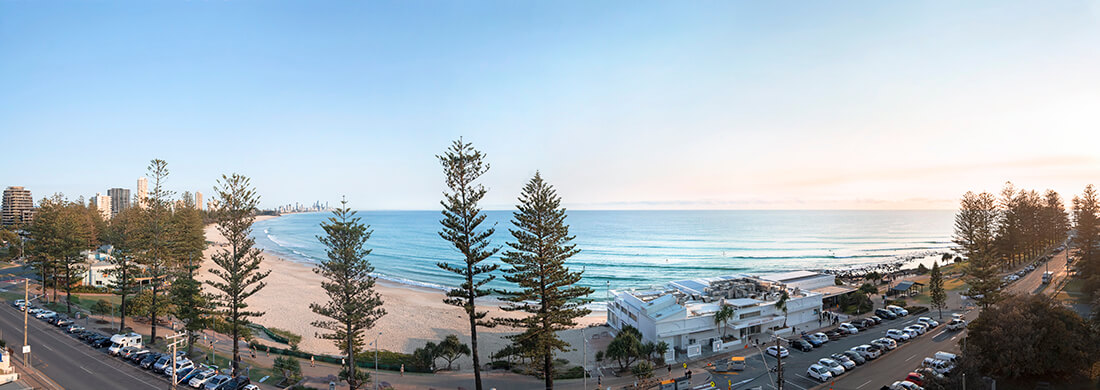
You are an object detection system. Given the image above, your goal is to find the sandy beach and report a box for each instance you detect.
[197,214,607,369]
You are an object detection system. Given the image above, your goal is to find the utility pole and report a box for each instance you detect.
[167,331,186,390]
[22,278,29,368]
[775,336,783,390]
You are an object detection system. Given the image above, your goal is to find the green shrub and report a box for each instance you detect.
[490,360,512,370]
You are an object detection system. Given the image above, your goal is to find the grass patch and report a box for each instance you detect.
[943,278,968,292]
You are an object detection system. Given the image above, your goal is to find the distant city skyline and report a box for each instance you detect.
[3,1,1099,210]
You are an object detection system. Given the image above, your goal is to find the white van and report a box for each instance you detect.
[108,332,143,355]
[933,351,958,364]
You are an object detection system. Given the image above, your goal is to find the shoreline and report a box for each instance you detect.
[198,214,606,368]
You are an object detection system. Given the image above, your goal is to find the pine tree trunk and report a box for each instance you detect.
[150,282,159,342]
[232,302,240,376]
[469,284,482,390]
[544,352,553,390]
[119,292,127,333]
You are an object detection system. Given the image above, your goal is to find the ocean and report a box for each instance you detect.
[251,210,955,301]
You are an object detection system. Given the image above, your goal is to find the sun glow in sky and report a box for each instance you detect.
[2,1,1099,210]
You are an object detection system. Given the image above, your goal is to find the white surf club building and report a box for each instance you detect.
[606,272,828,362]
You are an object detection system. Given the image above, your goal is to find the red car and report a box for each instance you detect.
[905,372,925,386]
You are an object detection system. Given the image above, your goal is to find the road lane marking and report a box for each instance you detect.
[951,335,958,340]
[905,355,916,362]
[857,379,873,389]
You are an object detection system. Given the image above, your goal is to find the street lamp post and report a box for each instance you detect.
[374,332,381,390]
[582,328,587,390]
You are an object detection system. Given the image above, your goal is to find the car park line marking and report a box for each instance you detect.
[951,335,958,340]
[786,378,809,390]
[857,379,873,388]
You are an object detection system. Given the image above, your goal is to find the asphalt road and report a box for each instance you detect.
[0,281,166,389]
[706,310,962,390]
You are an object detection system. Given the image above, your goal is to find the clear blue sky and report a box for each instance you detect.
[2,1,1099,210]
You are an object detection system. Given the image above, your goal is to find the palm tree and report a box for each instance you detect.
[714,304,735,339]
[775,290,790,328]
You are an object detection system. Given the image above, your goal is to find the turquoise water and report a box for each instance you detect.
[252,210,954,298]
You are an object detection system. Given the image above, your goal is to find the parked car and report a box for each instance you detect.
[921,358,954,375]
[165,359,194,377]
[868,315,883,324]
[179,368,206,385]
[876,308,898,320]
[825,330,843,340]
[886,305,909,316]
[916,367,945,381]
[154,355,172,373]
[765,346,789,358]
[801,334,823,347]
[890,380,923,390]
[905,372,925,386]
[130,351,152,364]
[808,332,829,344]
[116,346,139,358]
[92,336,113,349]
[140,353,163,369]
[66,324,85,333]
[842,350,866,365]
[904,325,926,336]
[901,328,920,339]
[807,364,833,382]
[852,320,868,330]
[871,338,897,351]
[861,318,877,328]
[817,358,846,376]
[790,339,813,352]
[188,369,218,388]
[202,374,231,390]
[174,367,195,384]
[215,375,250,390]
[242,385,259,390]
[946,319,966,331]
[850,344,881,360]
[838,322,859,334]
[886,329,910,341]
[34,310,56,319]
[830,353,857,369]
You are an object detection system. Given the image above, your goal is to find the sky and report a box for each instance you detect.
[2,1,1099,210]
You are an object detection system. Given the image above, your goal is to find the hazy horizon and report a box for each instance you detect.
[3,1,1099,210]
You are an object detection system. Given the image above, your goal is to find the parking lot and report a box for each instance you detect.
[706,309,962,390]
[6,297,258,390]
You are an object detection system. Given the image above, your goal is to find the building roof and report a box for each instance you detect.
[761,270,827,285]
[668,275,746,296]
[810,285,857,298]
[890,281,924,291]
[763,270,820,282]
[725,298,763,307]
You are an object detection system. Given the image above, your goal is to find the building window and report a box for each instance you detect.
[739,310,760,320]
